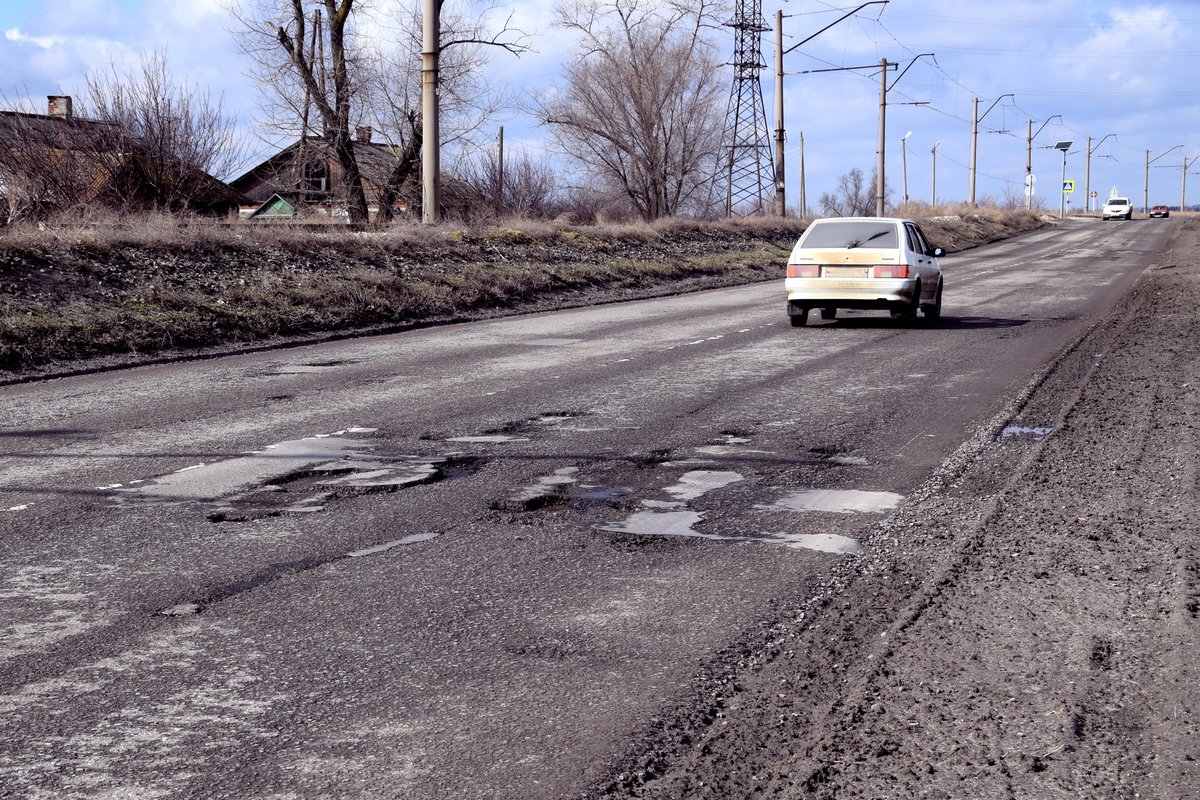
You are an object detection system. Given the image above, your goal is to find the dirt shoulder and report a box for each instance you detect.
[598,221,1200,798]
[0,211,1043,381]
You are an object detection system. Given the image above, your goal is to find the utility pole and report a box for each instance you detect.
[970,93,1013,206]
[931,140,940,206]
[798,131,806,217]
[1085,134,1113,213]
[876,58,887,216]
[1025,115,1060,210]
[774,9,785,215]
[773,1,888,217]
[901,131,911,206]
[421,0,442,224]
[497,126,505,212]
[1183,154,1199,213]
[1146,145,1183,216]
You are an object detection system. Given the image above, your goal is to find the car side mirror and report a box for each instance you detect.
[932,247,945,257]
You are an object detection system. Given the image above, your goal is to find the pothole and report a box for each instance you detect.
[110,429,477,522]
[1001,425,1054,441]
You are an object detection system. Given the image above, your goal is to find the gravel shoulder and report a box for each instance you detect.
[598,220,1200,798]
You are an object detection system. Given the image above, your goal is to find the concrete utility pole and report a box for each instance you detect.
[421,0,442,224]
[901,131,911,206]
[1145,144,1183,216]
[497,126,504,211]
[1183,154,1199,213]
[1025,115,1060,210]
[931,140,940,206]
[876,58,887,216]
[773,1,888,217]
[1085,134,1113,213]
[774,9,786,216]
[798,131,806,217]
[969,93,1013,206]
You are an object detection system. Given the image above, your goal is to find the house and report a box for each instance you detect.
[0,96,246,220]
[231,128,417,220]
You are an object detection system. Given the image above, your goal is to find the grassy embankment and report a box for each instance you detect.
[0,207,1045,377]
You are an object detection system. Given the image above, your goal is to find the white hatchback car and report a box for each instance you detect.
[784,217,944,327]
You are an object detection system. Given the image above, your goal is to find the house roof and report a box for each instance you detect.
[231,136,410,192]
[0,109,246,211]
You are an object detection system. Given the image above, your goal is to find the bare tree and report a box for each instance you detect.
[819,168,892,217]
[230,0,529,223]
[83,53,242,210]
[535,0,726,221]
[0,56,239,221]
[457,147,561,218]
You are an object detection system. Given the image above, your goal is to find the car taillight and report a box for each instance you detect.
[872,265,909,279]
[787,264,819,278]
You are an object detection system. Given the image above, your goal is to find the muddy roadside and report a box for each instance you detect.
[597,220,1200,798]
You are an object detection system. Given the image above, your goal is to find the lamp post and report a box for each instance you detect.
[931,140,941,207]
[901,131,912,207]
[1145,144,1183,216]
[969,93,1014,206]
[1183,154,1199,214]
[1086,134,1114,213]
[773,1,889,216]
[1025,115,1060,210]
[1054,140,1072,219]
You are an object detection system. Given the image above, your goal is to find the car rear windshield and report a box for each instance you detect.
[800,221,898,249]
[1108,199,1129,206]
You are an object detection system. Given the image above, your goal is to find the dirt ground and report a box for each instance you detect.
[598,221,1200,798]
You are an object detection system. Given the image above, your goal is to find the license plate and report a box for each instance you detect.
[823,266,870,278]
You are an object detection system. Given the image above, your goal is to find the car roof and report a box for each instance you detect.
[807,217,912,225]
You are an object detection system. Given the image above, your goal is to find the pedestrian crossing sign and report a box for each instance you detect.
[1063,180,1075,193]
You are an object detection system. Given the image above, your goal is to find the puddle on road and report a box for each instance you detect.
[598,510,737,541]
[764,489,903,514]
[767,532,864,555]
[112,429,460,521]
[446,435,530,443]
[662,471,743,501]
[597,511,864,555]
[503,467,631,511]
[1001,425,1054,441]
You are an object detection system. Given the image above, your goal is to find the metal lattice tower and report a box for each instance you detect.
[719,0,775,216]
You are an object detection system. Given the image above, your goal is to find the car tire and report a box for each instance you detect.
[923,281,943,322]
[820,308,837,320]
[1126,212,1132,220]
[789,307,809,327]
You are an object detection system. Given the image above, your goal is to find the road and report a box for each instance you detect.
[0,217,1173,799]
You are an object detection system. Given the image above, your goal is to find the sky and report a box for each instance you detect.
[1,0,1198,213]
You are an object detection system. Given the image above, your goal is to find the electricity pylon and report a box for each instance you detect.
[719,0,775,217]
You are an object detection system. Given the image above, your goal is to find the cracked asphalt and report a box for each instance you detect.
[1,216,1192,799]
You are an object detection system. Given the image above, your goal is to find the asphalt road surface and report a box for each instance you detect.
[0,217,1175,799]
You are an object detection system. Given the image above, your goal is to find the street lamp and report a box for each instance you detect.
[970,93,1014,206]
[1184,154,1200,213]
[901,131,912,207]
[773,1,889,216]
[1145,144,1184,216]
[931,140,941,207]
[1026,115,1061,210]
[1054,140,1072,220]
[1086,134,1114,213]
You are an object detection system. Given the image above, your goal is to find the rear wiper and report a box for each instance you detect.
[846,230,889,249]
